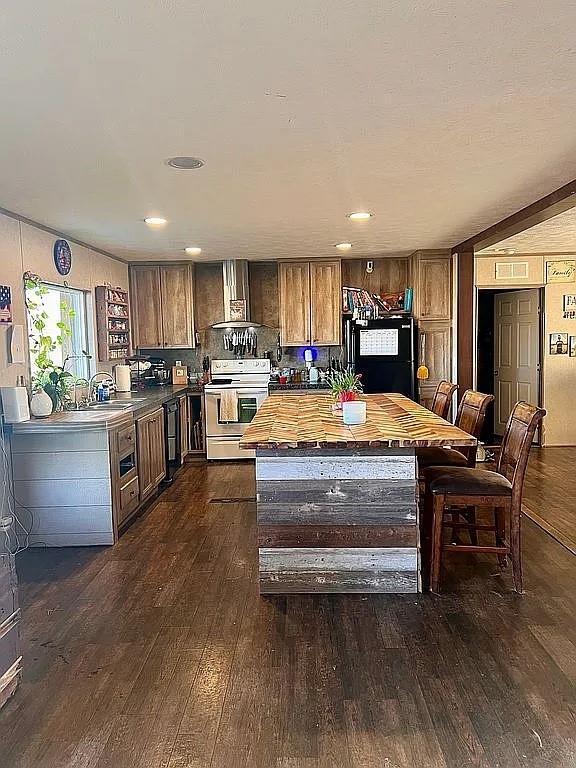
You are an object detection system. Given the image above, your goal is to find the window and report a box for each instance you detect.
[26,282,91,381]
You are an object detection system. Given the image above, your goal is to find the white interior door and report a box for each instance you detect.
[494,289,540,436]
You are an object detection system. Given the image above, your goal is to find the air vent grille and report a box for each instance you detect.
[495,261,529,280]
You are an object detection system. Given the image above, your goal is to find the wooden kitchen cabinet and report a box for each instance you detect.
[279,261,311,345]
[137,408,166,501]
[310,260,341,345]
[130,264,195,349]
[130,266,162,348]
[278,260,341,346]
[413,254,451,321]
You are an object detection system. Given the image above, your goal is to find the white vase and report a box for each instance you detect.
[342,400,367,425]
[30,389,53,418]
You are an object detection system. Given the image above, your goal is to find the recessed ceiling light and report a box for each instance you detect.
[166,156,205,170]
[184,246,202,256]
[347,211,373,221]
[335,242,353,251]
[144,216,167,227]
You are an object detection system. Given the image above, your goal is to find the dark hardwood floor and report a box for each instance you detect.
[523,447,576,554]
[1,459,575,767]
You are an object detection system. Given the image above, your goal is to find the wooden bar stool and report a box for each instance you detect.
[418,390,494,546]
[422,401,545,593]
[418,389,494,473]
[429,380,458,420]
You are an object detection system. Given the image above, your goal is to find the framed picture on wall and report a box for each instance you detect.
[549,332,569,355]
[0,285,12,324]
[563,295,576,319]
[570,336,576,357]
[547,260,576,283]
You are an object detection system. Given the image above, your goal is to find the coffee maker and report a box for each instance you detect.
[147,358,170,386]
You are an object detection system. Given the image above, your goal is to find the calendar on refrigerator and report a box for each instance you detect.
[359,328,399,356]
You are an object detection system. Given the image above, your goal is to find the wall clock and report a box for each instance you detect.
[53,239,72,276]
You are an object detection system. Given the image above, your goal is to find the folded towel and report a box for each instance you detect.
[219,389,239,422]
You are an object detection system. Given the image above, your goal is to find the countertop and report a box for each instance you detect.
[239,392,477,449]
[12,385,202,433]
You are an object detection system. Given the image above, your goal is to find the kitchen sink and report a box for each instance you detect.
[81,400,144,411]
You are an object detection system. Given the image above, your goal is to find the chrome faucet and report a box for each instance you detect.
[88,372,114,402]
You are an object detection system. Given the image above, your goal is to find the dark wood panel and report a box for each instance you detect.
[456,246,474,397]
[342,258,409,294]
[258,524,417,548]
[194,262,224,330]
[258,478,416,506]
[249,262,279,328]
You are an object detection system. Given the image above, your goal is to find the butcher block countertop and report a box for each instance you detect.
[240,392,476,450]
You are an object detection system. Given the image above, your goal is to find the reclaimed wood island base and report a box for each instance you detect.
[240,392,475,594]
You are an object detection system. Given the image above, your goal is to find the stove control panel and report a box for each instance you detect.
[211,358,271,375]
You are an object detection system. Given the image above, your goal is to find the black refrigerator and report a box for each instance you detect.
[344,316,418,398]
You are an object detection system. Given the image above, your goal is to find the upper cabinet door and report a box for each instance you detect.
[310,260,341,346]
[130,267,162,348]
[160,265,195,347]
[279,262,311,346]
[415,257,451,321]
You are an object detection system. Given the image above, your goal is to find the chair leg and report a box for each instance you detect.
[510,503,523,594]
[494,506,507,568]
[466,506,478,546]
[430,493,445,593]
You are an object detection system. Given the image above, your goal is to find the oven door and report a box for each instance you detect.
[205,389,268,437]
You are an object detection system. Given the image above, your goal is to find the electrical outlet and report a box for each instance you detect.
[0,516,14,532]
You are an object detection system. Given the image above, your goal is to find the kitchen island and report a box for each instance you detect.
[240,392,475,593]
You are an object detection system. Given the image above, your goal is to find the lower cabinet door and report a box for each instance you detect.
[137,417,153,501]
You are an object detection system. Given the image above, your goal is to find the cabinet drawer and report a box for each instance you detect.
[117,424,136,458]
[120,476,140,516]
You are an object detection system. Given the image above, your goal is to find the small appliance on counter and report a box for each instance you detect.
[0,385,30,423]
[146,358,170,387]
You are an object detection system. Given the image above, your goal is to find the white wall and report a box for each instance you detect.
[0,212,128,387]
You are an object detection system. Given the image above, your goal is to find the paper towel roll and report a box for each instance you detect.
[114,365,132,392]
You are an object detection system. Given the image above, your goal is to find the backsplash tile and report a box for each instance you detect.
[140,327,342,374]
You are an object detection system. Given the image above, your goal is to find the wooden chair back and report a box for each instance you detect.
[430,380,458,420]
[455,390,495,465]
[497,401,546,494]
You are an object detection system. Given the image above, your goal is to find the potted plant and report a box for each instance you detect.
[327,367,363,414]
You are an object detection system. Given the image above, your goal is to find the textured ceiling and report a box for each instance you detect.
[2,1,576,262]
[478,206,576,255]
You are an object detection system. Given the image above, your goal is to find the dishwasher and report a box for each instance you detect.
[163,397,181,485]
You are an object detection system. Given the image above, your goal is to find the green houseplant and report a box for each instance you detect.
[327,367,363,412]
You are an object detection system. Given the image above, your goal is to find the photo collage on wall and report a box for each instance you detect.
[550,294,576,356]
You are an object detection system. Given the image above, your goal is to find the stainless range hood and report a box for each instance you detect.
[211,259,260,329]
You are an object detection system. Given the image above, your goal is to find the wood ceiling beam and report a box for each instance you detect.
[452,179,576,254]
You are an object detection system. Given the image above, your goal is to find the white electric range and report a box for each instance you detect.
[204,358,271,460]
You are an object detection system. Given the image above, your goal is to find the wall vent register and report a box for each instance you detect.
[495,261,529,280]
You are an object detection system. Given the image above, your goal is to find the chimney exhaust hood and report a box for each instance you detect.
[210,259,261,329]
